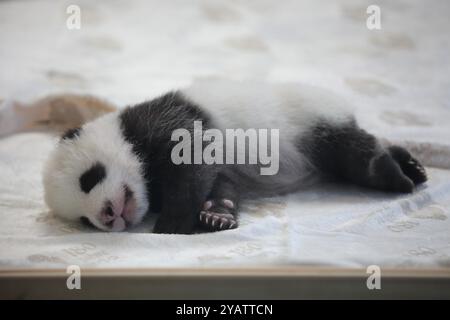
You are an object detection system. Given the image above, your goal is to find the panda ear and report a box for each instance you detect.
[80,216,95,228]
[61,127,82,140]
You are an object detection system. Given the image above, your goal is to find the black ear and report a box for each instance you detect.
[62,127,82,140]
[79,162,107,193]
[80,216,95,228]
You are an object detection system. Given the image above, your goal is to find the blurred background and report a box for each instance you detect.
[1,0,449,144]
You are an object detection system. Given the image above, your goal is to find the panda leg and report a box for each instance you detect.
[301,119,427,193]
[199,174,240,231]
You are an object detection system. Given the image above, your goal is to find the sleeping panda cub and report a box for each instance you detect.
[43,80,427,234]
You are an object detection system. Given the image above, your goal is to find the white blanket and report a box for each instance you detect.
[1,0,449,269]
[1,132,450,269]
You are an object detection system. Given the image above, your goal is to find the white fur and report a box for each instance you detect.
[182,79,353,136]
[43,112,148,231]
[43,80,354,231]
[182,80,353,166]
[182,80,354,190]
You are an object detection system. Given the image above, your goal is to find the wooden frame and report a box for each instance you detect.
[1,267,450,299]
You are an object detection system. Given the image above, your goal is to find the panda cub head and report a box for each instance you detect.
[43,112,149,232]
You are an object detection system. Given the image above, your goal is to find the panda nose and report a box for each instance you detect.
[101,200,123,224]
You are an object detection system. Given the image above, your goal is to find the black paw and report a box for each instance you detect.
[388,146,427,185]
[368,146,427,193]
[199,199,238,231]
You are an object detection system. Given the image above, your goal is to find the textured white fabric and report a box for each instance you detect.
[0,133,450,269]
[0,0,449,269]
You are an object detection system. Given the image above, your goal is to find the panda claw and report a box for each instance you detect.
[199,199,238,231]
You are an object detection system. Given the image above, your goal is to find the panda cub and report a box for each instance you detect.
[43,80,427,234]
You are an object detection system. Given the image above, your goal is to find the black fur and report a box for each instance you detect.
[119,91,219,233]
[79,162,107,194]
[80,216,95,228]
[200,174,239,231]
[387,145,427,185]
[62,127,82,140]
[299,119,426,193]
[118,93,427,234]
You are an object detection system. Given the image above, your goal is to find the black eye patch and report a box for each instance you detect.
[79,162,106,193]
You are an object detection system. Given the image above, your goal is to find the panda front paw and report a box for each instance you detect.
[199,199,238,231]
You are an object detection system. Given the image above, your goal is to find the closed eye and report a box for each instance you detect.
[79,162,107,193]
